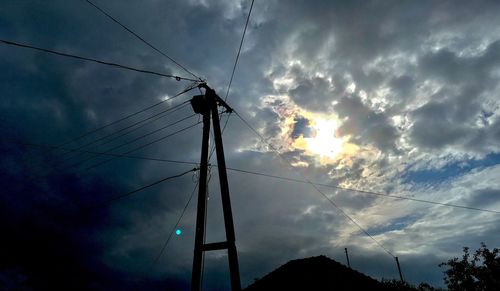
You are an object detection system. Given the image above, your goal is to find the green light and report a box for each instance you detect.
[175,229,182,236]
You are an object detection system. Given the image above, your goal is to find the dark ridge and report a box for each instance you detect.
[245,255,392,291]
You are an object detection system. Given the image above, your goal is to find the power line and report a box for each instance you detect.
[311,181,395,257]
[72,115,198,170]
[233,110,396,258]
[59,101,190,161]
[224,167,500,214]
[233,111,266,146]
[94,167,198,207]
[74,101,189,153]
[0,39,200,82]
[7,106,194,181]
[226,167,305,183]
[92,103,190,149]
[25,143,198,166]
[150,180,199,268]
[64,113,197,169]
[230,110,500,215]
[84,0,201,81]
[223,0,255,102]
[56,83,198,149]
[85,120,202,170]
[22,142,500,214]
[317,183,500,214]
[23,141,500,214]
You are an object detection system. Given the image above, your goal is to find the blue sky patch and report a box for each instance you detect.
[367,215,419,236]
[402,152,500,185]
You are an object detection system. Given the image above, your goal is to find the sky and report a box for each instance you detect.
[1,0,500,290]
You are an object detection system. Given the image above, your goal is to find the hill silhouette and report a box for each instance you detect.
[244,255,399,291]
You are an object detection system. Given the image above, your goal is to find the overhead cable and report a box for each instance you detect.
[84,0,201,81]
[150,180,199,269]
[223,0,255,102]
[22,142,500,214]
[59,101,190,161]
[94,167,198,207]
[224,167,500,214]
[85,120,202,170]
[312,181,395,257]
[25,143,198,166]
[0,39,200,82]
[65,114,197,169]
[54,83,198,150]
[233,110,396,258]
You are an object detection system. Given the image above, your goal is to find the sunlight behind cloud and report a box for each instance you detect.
[285,110,359,165]
[293,118,343,159]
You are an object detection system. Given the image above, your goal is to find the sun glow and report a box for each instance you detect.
[307,119,343,158]
[292,117,345,161]
[264,95,358,165]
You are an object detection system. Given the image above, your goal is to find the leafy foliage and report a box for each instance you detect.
[381,279,417,291]
[440,243,500,291]
[381,279,443,291]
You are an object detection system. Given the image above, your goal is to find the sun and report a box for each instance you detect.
[305,118,344,158]
[291,116,345,161]
[270,97,355,165]
[306,119,343,158]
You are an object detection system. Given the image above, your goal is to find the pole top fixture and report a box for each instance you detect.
[193,83,233,113]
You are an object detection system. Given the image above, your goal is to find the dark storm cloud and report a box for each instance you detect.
[408,40,500,153]
[0,1,213,289]
[409,93,470,150]
[466,117,500,153]
[288,76,336,112]
[334,94,400,152]
[408,84,497,152]
[0,136,131,290]
[389,75,414,99]
[419,40,500,85]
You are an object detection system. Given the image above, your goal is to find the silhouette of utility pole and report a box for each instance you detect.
[190,84,241,291]
[395,256,404,282]
[344,248,351,268]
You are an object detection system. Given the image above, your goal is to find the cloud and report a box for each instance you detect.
[334,94,400,153]
[288,76,337,112]
[2,0,500,290]
[468,188,500,208]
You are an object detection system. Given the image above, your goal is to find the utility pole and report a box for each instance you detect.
[395,256,404,282]
[344,248,351,268]
[190,84,241,291]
